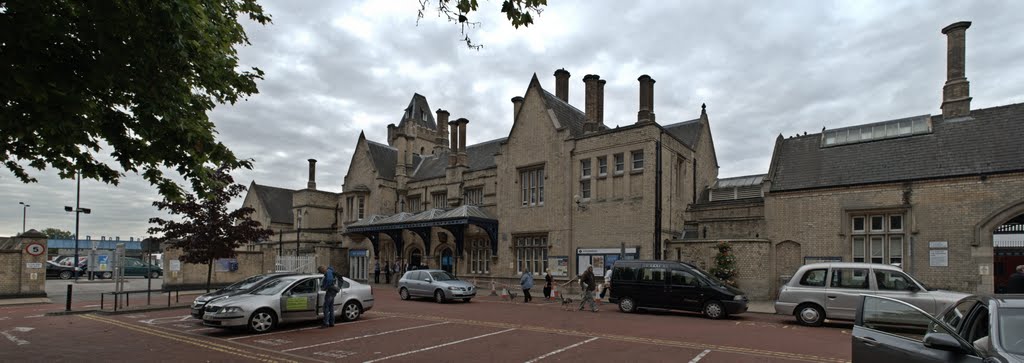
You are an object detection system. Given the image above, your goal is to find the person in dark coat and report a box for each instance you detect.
[373,260,380,284]
[543,269,553,300]
[1008,265,1024,293]
[578,266,598,312]
[384,260,393,284]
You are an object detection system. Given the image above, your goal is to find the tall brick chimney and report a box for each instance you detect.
[941,21,972,118]
[448,119,459,167]
[583,74,601,132]
[435,109,450,154]
[511,96,524,121]
[637,75,656,124]
[307,159,317,190]
[456,118,469,167]
[554,69,570,102]
[597,79,606,126]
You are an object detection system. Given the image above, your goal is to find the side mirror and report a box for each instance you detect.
[923,333,968,353]
[906,284,920,292]
[423,278,432,282]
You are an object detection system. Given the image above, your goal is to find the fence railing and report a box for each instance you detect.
[99,287,192,312]
[276,255,317,273]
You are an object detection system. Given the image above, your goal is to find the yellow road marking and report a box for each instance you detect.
[79,315,301,363]
[373,311,849,363]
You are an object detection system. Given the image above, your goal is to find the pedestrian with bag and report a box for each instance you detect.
[384,260,393,284]
[599,265,613,301]
[543,269,553,300]
[317,265,340,328]
[373,260,381,284]
[520,269,534,303]
[578,265,598,312]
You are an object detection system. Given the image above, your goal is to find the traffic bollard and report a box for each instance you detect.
[65,285,72,312]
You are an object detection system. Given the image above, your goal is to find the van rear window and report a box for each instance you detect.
[799,269,827,287]
[639,267,667,283]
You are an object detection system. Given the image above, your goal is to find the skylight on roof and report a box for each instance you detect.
[821,115,931,147]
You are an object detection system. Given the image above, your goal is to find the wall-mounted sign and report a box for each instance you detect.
[547,256,569,277]
[929,250,948,267]
[929,241,949,249]
[25,262,42,269]
[170,260,181,272]
[577,248,638,255]
[25,243,45,256]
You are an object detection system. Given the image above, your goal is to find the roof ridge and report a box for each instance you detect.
[252,183,297,192]
[662,119,701,128]
[718,173,768,180]
[366,140,396,150]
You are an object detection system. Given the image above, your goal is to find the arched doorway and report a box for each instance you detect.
[440,248,453,273]
[409,248,422,269]
[994,214,1024,293]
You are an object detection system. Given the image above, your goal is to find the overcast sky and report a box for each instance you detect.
[3,1,1023,240]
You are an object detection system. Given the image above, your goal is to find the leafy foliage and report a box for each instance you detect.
[0,0,271,201]
[709,242,738,287]
[417,0,547,49]
[147,165,272,266]
[41,228,73,239]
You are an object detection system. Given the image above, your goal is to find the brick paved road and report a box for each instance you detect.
[0,286,852,362]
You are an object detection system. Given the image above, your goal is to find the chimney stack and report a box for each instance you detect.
[637,75,656,124]
[456,118,469,167]
[554,69,570,102]
[307,159,317,189]
[583,74,601,132]
[435,109,450,153]
[941,21,972,118]
[597,79,606,125]
[448,119,459,167]
[511,96,524,121]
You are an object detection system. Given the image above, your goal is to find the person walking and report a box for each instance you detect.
[384,260,393,284]
[317,265,339,328]
[543,269,554,301]
[373,260,381,284]
[599,265,613,301]
[1008,265,1024,293]
[578,265,598,312]
[392,260,402,287]
[520,269,534,303]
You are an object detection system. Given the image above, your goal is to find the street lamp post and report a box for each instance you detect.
[18,202,30,234]
[65,172,91,280]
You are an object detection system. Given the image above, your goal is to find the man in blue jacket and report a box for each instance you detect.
[318,265,339,328]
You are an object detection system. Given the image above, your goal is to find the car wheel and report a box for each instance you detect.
[618,297,637,313]
[101,271,112,279]
[341,301,362,322]
[703,301,726,319]
[434,290,446,303]
[248,309,277,333]
[399,287,410,300]
[462,298,471,303]
[149,271,160,279]
[59,271,73,280]
[795,303,825,327]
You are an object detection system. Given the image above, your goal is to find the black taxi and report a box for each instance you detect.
[608,260,748,319]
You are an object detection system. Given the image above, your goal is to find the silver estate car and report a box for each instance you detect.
[191,272,299,319]
[398,269,476,303]
[776,262,968,326]
[203,274,374,333]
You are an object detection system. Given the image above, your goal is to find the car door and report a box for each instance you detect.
[279,278,319,322]
[636,266,669,309]
[123,258,143,276]
[667,269,703,312]
[826,267,870,320]
[853,295,983,363]
[406,271,423,296]
[872,269,935,313]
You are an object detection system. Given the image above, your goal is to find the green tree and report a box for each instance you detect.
[40,228,73,239]
[417,0,548,49]
[709,242,738,287]
[147,165,273,291]
[0,1,270,201]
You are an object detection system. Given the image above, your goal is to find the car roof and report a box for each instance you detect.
[410,269,448,273]
[965,294,1024,308]
[797,262,903,270]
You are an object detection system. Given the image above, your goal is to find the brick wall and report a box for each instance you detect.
[669,239,772,300]
[0,231,48,298]
[162,250,268,290]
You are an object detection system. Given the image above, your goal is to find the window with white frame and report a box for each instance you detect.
[598,156,608,176]
[519,167,545,207]
[357,196,365,219]
[614,153,624,174]
[469,239,490,274]
[432,192,447,209]
[515,235,548,274]
[581,159,591,178]
[851,213,904,265]
[465,188,484,206]
[631,150,644,170]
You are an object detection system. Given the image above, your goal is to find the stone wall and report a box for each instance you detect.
[0,231,48,298]
[669,239,772,300]
[162,250,268,290]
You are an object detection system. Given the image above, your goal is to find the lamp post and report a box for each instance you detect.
[65,172,91,280]
[18,202,30,234]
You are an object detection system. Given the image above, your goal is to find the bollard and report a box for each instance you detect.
[167,291,172,307]
[65,285,72,312]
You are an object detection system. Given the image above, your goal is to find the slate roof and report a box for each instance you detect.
[398,93,437,130]
[407,137,507,182]
[541,89,593,137]
[768,103,1024,192]
[251,183,295,224]
[713,174,766,188]
[366,141,398,180]
[663,119,703,149]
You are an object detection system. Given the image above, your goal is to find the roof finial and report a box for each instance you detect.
[701,103,706,110]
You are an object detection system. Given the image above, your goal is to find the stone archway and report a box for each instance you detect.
[439,247,454,273]
[974,197,1024,293]
[408,247,423,269]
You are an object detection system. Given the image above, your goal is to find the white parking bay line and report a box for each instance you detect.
[524,337,599,363]
[362,328,515,363]
[282,322,448,352]
[224,316,391,341]
[689,349,712,363]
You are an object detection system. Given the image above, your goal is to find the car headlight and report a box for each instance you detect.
[734,295,746,301]
[447,286,463,291]
[220,307,243,314]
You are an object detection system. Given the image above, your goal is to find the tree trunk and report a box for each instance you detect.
[206,258,213,293]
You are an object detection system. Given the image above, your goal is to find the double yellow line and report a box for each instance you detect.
[79,314,300,363]
[374,311,849,363]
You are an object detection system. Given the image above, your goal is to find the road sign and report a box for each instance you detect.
[25,243,45,256]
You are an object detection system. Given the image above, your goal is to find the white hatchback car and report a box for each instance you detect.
[775,262,968,326]
[203,274,374,333]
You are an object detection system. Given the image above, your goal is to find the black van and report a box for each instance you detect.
[608,260,748,319]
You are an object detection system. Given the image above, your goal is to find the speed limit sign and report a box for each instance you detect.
[25,243,45,256]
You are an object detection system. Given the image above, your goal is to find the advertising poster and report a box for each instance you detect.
[592,255,606,275]
[549,256,569,276]
[98,255,110,271]
[215,258,238,272]
[170,259,181,272]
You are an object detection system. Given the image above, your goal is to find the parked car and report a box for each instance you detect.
[45,261,81,280]
[203,274,374,333]
[776,262,969,326]
[852,294,1024,362]
[191,272,301,319]
[608,260,748,319]
[86,257,162,279]
[397,269,476,303]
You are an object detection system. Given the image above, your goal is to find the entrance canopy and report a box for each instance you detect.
[344,205,498,258]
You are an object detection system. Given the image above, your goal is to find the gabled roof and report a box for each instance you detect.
[663,119,703,149]
[251,183,295,224]
[366,140,397,180]
[398,93,437,130]
[541,89,594,137]
[408,137,506,182]
[768,103,1024,192]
